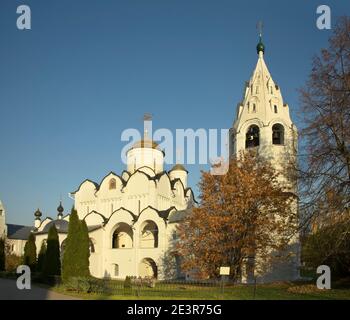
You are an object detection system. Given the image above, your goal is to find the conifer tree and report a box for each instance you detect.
[43,225,61,276]
[62,208,88,281]
[37,241,47,273]
[80,219,91,278]
[23,233,37,271]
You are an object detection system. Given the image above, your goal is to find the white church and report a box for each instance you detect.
[0,36,300,282]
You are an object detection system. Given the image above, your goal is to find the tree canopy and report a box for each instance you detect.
[176,152,297,280]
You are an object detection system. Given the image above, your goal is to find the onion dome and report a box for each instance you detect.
[57,201,64,219]
[57,202,64,214]
[256,35,265,54]
[34,208,42,219]
[169,164,188,173]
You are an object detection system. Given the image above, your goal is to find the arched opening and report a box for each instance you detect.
[139,258,158,278]
[272,124,284,145]
[274,105,278,113]
[109,178,116,190]
[112,223,133,248]
[140,220,159,248]
[245,125,260,149]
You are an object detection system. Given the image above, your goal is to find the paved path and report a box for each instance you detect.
[0,278,79,300]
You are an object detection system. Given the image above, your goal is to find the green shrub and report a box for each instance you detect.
[62,277,109,294]
[124,276,132,289]
[5,254,22,272]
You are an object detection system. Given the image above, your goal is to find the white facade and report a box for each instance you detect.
[34,139,195,280]
[230,40,300,282]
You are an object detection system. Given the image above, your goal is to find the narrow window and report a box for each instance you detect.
[109,178,116,190]
[114,264,119,277]
[272,124,284,145]
[274,105,278,114]
[253,104,256,113]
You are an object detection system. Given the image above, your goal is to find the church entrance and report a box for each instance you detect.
[139,258,157,278]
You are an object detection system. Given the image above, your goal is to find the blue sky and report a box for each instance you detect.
[0,0,349,225]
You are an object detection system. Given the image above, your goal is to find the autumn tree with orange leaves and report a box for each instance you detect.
[176,151,298,281]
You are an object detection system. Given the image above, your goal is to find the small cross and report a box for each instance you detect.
[143,113,152,122]
[257,21,263,37]
[143,113,152,138]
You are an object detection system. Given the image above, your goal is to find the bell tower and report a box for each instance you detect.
[230,33,300,282]
[230,34,298,191]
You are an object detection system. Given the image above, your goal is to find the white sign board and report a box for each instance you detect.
[219,267,230,276]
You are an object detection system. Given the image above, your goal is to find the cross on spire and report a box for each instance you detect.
[257,21,263,38]
[256,21,265,55]
[143,113,152,139]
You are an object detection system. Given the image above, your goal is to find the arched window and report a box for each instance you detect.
[140,221,159,248]
[112,223,133,248]
[245,125,260,149]
[272,124,284,145]
[253,103,256,113]
[274,105,278,114]
[114,264,119,277]
[109,178,116,190]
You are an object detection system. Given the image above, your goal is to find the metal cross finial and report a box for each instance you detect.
[143,113,153,139]
[143,113,152,121]
[257,21,263,38]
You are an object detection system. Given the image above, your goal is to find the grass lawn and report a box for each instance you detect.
[53,280,350,300]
